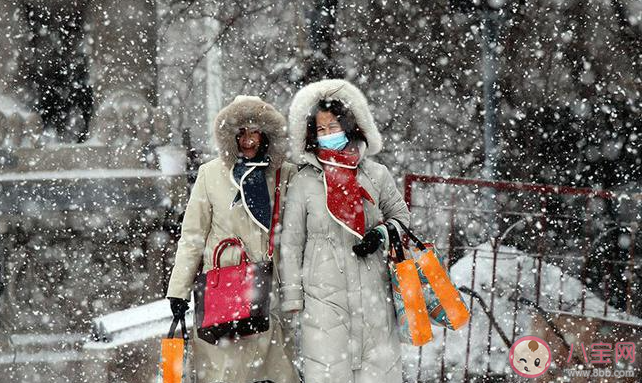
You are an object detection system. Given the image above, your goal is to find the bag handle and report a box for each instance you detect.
[212,237,248,269]
[390,218,427,251]
[167,317,188,340]
[266,168,281,260]
[385,220,406,263]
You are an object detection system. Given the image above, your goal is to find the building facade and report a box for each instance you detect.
[0,1,220,381]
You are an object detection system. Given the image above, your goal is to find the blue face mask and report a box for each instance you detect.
[317,131,349,150]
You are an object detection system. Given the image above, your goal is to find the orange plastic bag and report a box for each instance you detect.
[158,318,189,383]
[387,219,470,346]
[415,245,470,330]
[392,259,433,345]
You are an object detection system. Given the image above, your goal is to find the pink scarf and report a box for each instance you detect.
[316,148,374,238]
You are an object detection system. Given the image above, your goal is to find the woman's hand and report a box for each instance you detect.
[352,228,384,257]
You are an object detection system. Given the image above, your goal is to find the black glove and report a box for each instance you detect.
[169,297,189,320]
[352,228,384,257]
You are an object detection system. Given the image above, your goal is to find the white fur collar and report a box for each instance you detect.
[287,79,383,164]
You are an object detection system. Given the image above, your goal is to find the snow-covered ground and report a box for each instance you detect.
[402,243,642,381]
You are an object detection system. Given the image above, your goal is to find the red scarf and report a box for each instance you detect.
[316,148,374,238]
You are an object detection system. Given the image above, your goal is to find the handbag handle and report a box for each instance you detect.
[390,218,427,251]
[167,317,188,340]
[212,237,249,269]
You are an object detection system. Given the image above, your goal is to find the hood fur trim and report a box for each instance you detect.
[213,95,287,170]
[288,79,383,164]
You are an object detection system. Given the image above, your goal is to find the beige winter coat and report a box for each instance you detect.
[280,80,410,383]
[166,96,299,383]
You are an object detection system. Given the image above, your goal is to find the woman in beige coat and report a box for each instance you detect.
[280,79,410,383]
[166,96,299,383]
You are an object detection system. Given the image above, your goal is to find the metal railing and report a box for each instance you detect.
[404,174,642,381]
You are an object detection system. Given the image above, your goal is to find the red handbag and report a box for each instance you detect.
[194,169,281,344]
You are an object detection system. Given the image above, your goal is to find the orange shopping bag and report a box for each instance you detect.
[386,219,470,346]
[390,257,434,345]
[158,318,189,383]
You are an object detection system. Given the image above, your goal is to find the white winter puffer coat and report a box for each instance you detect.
[279,79,410,383]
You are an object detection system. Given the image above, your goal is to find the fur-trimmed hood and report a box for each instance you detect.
[213,95,287,170]
[288,79,383,164]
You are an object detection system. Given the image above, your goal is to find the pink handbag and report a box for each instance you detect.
[194,169,281,343]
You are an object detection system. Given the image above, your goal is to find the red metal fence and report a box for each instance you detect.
[403,174,642,381]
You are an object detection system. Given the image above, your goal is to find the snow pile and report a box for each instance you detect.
[402,243,642,381]
[0,168,164,182]
[156,145,187,176]
[86,299,193,350]
[0,94,28,118]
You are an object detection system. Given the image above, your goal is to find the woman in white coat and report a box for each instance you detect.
[166,96,299,383]
[280,80,410,383]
